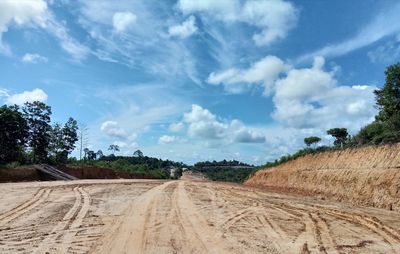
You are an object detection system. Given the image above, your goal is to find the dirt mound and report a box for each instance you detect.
[59,165,158,179]
[245,144,400,212]
[0,165,158,182]
[0,168,43,183]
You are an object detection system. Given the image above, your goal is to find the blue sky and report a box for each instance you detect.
[1,0,399,164]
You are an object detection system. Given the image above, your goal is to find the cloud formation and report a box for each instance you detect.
[21,53,48,63]
[1,88,48,105]
[158,135,176,144]
[178,0,298,46]
[208,55,289,94]
[183,104,266,143]
[112,11,137,33]
[100,121,127,138]
[168,15,197,39]
[0,0,88,59]
[208,56,377,132]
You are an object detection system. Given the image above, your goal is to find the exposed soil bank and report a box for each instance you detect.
[0,168,43,182]
[245,144,400,212]
[0,165,157,183]
[58,165,158,180]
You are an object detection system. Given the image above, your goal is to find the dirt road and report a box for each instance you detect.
[0,180,399,254]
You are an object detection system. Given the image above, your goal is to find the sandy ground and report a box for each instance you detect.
[0,180,399,254]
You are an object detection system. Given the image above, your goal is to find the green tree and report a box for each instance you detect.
[108,144,120,154]
[0,105,28,163]
[49,118,78,164]
[327,128,348,148]
[304,136,321,148]
[23,101,52,163]
[133,149,144,157]
[96,150,104,159]
[63,118,78,153]
[374,63,400,123]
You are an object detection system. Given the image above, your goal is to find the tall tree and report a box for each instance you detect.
[304,136,321,148]
[49,118,78,163]
[133,149,143,157]
[23,101,52,163]
[374,63,400,123]
[0,105,28,163]
[63,118,78,154]
[327,128,348,148]
[108,144,120,154]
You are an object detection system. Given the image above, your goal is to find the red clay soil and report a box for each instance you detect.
[58,165,158,180]
[0,165,157,183]
[0,167,43,182]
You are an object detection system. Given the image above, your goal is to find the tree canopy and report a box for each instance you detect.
[304,136,321,147]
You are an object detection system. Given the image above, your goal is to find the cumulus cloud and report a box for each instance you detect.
[21,53,48,63]
[169,122,185,132]
[208,55,377,133]
[207,55,289,94]
[183,104,266,143]
[100,121,127,138]
[168,15,197,39]
[177,0,298,46]
[230,120,265,143]
[158,135,176,144]
[112,11,137,33]
[272,57,377,130]
[3,88,48,105]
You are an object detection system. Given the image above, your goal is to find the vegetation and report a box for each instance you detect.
[0,101,78,165]
[192,160,254,183]
[71,150,185,179]
[304,136,321,147]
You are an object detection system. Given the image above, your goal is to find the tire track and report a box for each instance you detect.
[0,188,51,227]
[321,208,400,252]
[33,186,91,254]
[176,181,230,254]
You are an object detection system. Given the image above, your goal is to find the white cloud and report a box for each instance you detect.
[177,0,298,46]
[169,122,185,132]
[21,53,48,63]
[4,88,48,105]
[158,135,176,144]
[272,57,377,130]
[208,55,377,133]
[100,121,127,138]
[0,0,89,60]
[298,2,400,62]
[168,15,197,39]
[0,0,47,54]
[112,11,137,33]
[183,104,266,143]
[207,55,289,94]
[230,120,265,143]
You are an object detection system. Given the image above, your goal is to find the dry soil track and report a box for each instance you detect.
[0,179,399,254]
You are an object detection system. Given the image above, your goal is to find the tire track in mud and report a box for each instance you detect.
[0,188,52,227]
[33,186,92,254]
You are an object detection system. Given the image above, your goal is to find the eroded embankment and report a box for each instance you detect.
[245,144,400,212]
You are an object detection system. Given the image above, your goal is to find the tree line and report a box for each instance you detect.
[0,101,78,165]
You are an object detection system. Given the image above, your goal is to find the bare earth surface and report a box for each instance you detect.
[0,180,399,254]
